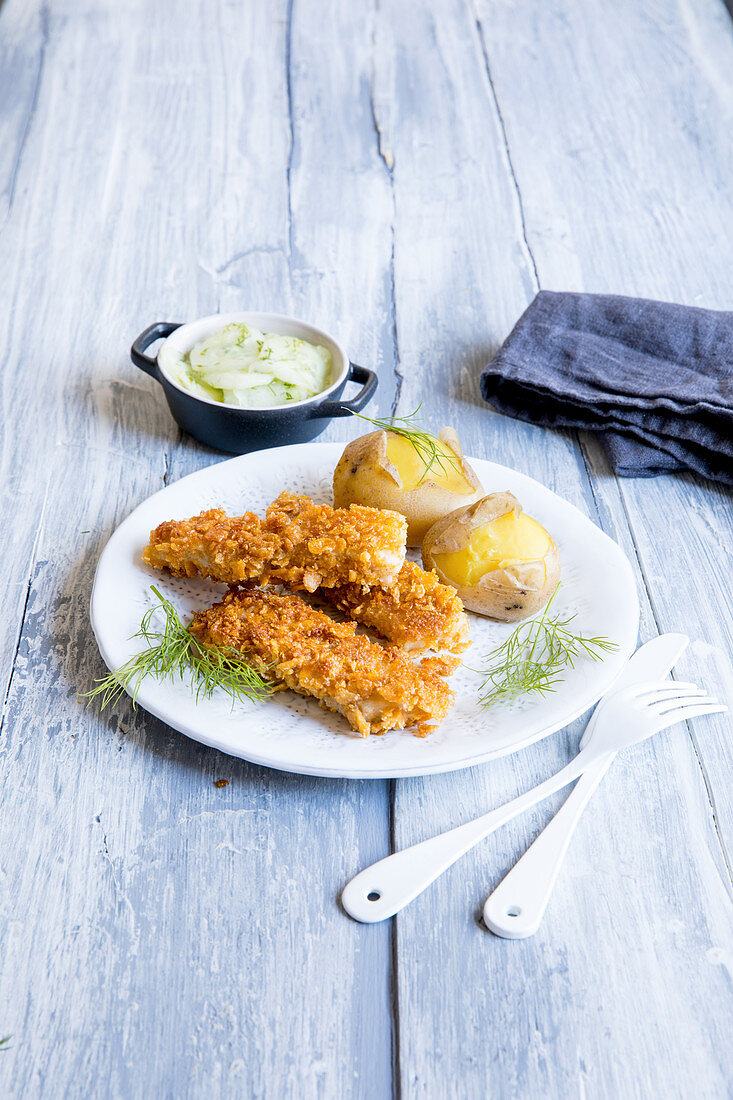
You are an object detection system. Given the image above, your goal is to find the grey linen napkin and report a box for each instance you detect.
[480,292,733,484]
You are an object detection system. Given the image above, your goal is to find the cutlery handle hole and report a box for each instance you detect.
[506,906,522,917]
[367,891,381,902]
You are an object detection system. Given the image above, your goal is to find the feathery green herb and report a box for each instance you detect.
[0,1037,11,1052]
[84,586,272,711]
[477,588,617,708]
[350,403,463,485]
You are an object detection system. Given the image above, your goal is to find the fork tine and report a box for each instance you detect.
[654,703,727,728]
[637,684,702,704]
[636,681,698,698]
[650,694,719,716]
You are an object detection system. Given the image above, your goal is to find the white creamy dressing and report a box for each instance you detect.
[168,323,332,408]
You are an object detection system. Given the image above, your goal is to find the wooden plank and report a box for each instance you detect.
[0,0,54,725]
[0,0,47,231]
[386,0,733,1096]
[0,1,396,1096]
[474,0,733,864]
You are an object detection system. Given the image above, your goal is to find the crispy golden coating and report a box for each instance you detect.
[190,587,454,737]
[143,508,267,583]
[264,492,406,589]
[143,492,407,592]
[321,561,471,654]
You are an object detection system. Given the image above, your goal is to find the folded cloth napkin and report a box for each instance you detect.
[480,291,733,484]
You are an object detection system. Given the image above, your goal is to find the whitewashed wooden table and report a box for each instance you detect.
[1,1,732,1096]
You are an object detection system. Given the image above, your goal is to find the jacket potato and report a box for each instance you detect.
[422,491,560,620]
[333,428,483,546]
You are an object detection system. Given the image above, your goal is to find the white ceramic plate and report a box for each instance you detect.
[90,443,639,778]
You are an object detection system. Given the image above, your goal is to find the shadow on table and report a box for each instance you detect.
[76,370,226,468]
[439,340,499,411]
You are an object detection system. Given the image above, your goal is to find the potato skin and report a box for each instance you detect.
[333,429,483,546]
[422,493,561,622]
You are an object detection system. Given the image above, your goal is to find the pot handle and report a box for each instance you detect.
[312,362,378,419]
[131,322,183,377]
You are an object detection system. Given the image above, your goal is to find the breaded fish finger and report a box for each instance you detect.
[189,587,453,737]
[321,561,470,655]
[143,491,407,592]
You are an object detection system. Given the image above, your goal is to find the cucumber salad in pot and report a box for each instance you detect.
[167,322,333,408]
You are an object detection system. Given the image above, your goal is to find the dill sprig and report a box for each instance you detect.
[84,586,272,711]
[477,588,617,708]
[350,403,463,485]
[0,1036,11,1052]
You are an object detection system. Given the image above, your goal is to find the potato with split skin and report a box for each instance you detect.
[422,491,561,621]
[333,428,484,545]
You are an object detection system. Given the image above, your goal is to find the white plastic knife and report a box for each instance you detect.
[482,633,690,938]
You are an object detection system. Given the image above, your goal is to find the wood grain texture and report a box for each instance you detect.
[390,0,733,1097]
[0,0,731,1097]
[0,1,395,1096]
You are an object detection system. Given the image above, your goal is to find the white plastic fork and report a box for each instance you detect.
[341,680,725,923]
[483,632,689,938]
